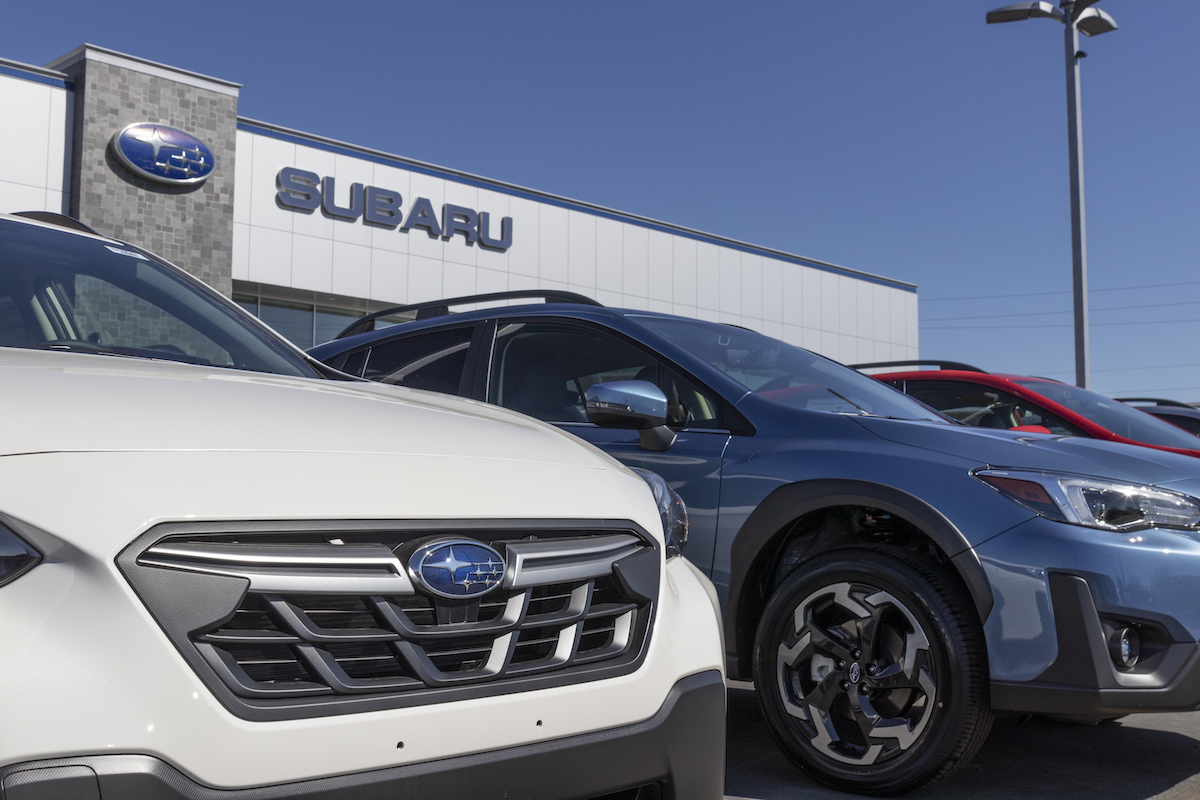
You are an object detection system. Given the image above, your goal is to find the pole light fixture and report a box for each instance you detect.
[986,2,1065,24]
[986,0,1117,389]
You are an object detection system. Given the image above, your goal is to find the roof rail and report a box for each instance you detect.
[12,211,100,235]
[849,360,986,374]
[334,290,603,339]
[1116,397,1193,408]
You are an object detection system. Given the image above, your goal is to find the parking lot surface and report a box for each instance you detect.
[724,681,1200,800]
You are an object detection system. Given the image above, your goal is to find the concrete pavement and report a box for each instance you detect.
[724,681,1200,800]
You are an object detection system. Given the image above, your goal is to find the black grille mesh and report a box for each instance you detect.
[185,546,650,698]
[122,521,658,718]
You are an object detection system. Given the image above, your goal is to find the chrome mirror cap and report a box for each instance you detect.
[585,380,669,429]
[585,380,677,452]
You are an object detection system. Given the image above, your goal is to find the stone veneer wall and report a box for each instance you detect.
[58,53,238,296]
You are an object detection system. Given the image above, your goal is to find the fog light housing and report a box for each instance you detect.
[1108,626,1141,670]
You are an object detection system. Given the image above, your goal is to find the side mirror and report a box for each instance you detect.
[1010,424,1053,434]
[585,380,677,452]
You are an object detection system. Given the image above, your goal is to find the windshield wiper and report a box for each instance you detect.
[24,341,209,366]
[29,340,114,355]
[827,389,870,415]
[827,390,946,423]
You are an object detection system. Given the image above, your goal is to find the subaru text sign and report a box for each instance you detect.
[111,123,216,186]
[276,167,513,251]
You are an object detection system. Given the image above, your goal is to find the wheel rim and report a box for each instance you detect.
[775,580,938,767]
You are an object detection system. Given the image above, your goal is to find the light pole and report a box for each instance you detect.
[986,1,1118,389]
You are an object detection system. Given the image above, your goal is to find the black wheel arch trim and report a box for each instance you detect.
[723,478,994,680]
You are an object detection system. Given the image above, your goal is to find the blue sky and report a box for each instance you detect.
[3,1,1197,399]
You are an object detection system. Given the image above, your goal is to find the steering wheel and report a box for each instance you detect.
[959,401,1016,426]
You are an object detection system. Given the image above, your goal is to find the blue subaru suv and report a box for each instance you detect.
[311,292,1200,794]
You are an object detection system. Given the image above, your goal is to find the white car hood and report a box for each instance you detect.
[0,348,616,470]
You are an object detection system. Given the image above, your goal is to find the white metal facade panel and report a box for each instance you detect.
[231,127,919,364]
[0,71,70,215]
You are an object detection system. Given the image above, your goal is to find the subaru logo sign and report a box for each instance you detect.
[111,123,215,186]
[408,539,506,599]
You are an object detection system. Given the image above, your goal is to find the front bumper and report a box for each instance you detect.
[976,516,1200,719]
[990,572,1200,718]
[0,452,725,788]
[0,670,725,800]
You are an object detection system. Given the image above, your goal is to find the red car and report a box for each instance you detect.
[853,360,1200,459]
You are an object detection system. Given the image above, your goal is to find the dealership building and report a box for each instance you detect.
[0,45,918,361]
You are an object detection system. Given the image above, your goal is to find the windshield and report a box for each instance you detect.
[0,218,317,377]
[1014,380,1200,450]
[635,315,945,422]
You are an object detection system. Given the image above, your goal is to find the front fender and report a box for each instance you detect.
[723,479,994,679]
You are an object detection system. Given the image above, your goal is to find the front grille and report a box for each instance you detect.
[120,520,658,720]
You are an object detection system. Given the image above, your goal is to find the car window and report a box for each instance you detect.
[489,320,724,428]
[905,381,1085,436]
[1156,412,1200,437]
[363,326,474,393]
[0,218,316,377]
[68,273,236,366]
[1015,380,1200,449]
[0,294,34,346]
[634,315,945,422]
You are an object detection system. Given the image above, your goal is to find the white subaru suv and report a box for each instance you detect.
[0,212,725,800]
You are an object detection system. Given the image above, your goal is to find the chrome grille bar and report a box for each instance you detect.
[503,534,643,589]
[140,542,416,595]
[138,529,655,704]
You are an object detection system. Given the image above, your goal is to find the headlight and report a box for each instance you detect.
[632,468,689,558]
[975,469,1200,532]
[0,522,42,586]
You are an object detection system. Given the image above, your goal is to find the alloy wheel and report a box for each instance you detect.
[775,580,937,765]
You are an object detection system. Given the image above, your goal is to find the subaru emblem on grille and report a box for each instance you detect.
[409,539,506,599]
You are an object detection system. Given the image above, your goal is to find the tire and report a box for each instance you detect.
[752,546,992,795]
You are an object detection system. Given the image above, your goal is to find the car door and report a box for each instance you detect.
[485,318,731,575]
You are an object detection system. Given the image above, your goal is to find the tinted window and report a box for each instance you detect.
[314,308,358,348]
[906,381,1085,436]
[489,320,723,428]
[635,315,944,422]
[259,300,316,350]
[234,294,361,350]
[1015,380,1200,449]
[1157,413,1200,437]
[0,294,33,346]
[0,219,315,377]
[72,274,235,366]
[364,326,474,393]
[340,348,369,378]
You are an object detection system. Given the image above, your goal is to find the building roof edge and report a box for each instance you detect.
[0,55,69,81]
[47,44,241,96]
[238,117,918,292]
